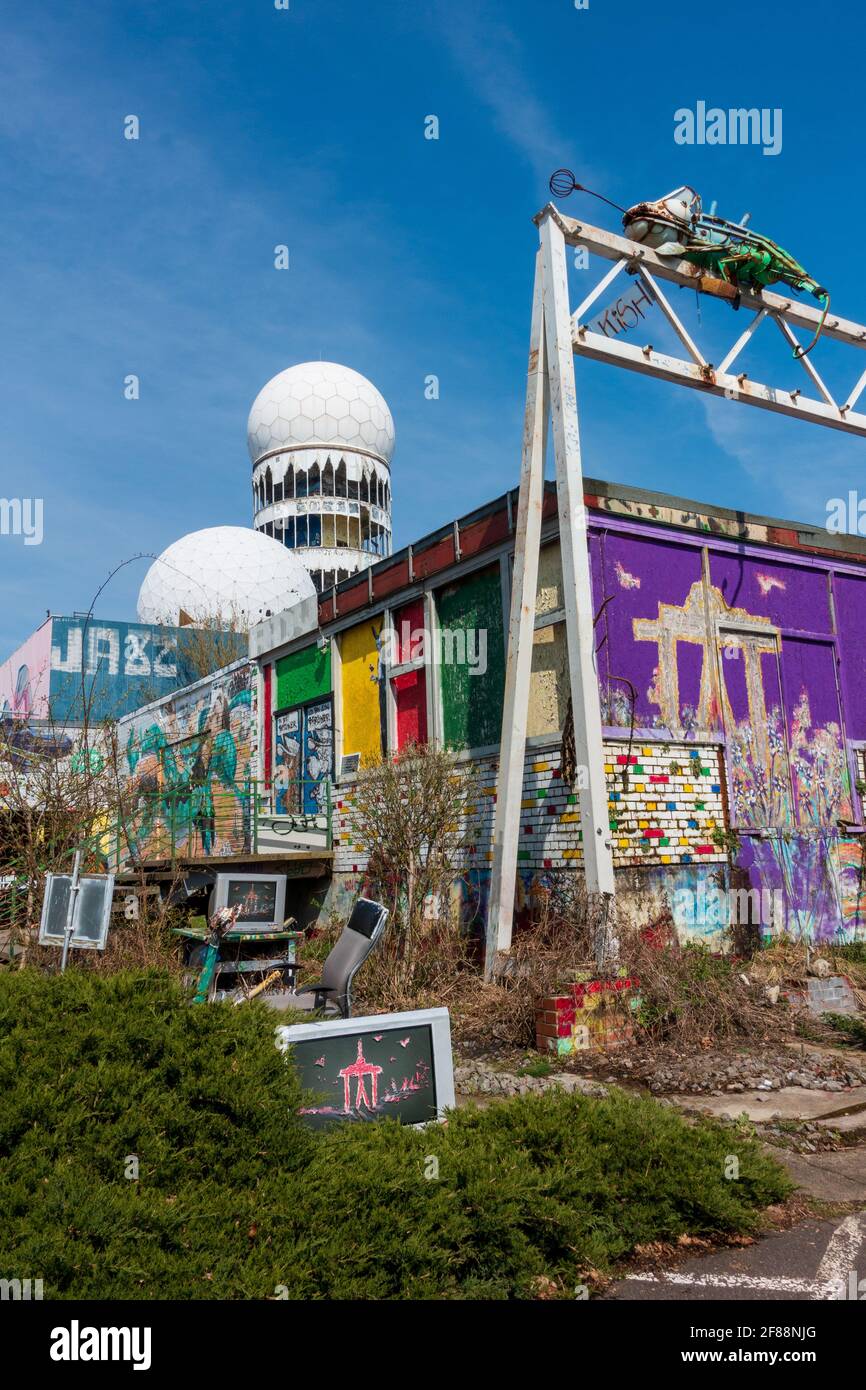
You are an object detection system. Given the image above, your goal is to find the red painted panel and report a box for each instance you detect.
[393,668,427,748]
[263,662,273,787]
[393,598,425,665]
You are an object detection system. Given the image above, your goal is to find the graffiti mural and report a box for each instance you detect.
[118,660,255,863]
[0,623,52,721]
[592,532,866,942]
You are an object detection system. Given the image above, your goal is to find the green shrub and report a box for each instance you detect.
[824,1012,866,1048]
[0,969,791,1299]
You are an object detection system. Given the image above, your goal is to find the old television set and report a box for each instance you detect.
[208,873,287,930]
[275,1007,455,1129]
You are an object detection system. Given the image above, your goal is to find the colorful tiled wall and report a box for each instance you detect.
[331,737,728,874]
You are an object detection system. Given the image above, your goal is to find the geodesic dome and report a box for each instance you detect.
[246,361,395,466]
[136,526,316,628]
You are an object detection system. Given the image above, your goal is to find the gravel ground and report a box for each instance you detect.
[454,1042,866,1100]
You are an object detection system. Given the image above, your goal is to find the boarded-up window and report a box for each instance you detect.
[528,542,569,737]
[718,627,792,828]
[390,598,427,750]
[340,617,384,768]
[436,565,505,750]
[781,636,851,826]
[276,643,330,709]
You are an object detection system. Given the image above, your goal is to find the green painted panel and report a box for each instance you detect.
[436,564,505,750]
[276,644,331,710]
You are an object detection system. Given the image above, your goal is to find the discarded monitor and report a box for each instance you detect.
[208,873,287,930]
[38,872,115,951]
[275,1007,454,1129]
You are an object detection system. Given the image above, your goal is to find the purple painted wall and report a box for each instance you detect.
[586,516,865,943]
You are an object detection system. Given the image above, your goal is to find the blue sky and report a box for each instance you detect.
[1,0,864,654]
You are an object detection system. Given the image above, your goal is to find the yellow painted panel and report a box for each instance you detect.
[535,540,564,617]
[527,622,569,738]
[340,618,383,769]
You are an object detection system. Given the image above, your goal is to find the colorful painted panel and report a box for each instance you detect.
[274,700,333,815]
[593,534,707,732]
[436,564,505,750]
[832,574,866,740]
[392,598,424,665]
[781,637,851,825]
[302,699,334,815]
[340,617,384,768]
[393,668,427,748]
[527,624,569,737]
[711,554,832,634]
[273,708,301,815]
[275,644,331,710]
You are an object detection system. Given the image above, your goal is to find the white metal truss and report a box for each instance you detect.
[487,203,866,970]
[559,205,866,433]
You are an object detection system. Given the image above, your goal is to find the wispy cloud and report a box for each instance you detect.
[435,3,576,184]
[702,394,866,526]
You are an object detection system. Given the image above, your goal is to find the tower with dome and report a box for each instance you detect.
[247,361,394,593]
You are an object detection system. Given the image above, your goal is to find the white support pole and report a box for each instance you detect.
[487,252,549,970]
[539,210,615,898]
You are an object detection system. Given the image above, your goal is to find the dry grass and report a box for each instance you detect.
[622,919,784,1045]
[23,890,186,978]
[301,881,788,1053]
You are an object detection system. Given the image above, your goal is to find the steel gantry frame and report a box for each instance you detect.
[486,202,866,970]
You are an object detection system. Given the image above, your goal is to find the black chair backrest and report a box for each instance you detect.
[346,897,387,939]
[319,898,387,1000]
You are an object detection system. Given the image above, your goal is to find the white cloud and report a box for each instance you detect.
[436,5,578,185]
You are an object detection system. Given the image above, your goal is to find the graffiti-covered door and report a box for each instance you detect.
[273,709,302,815]
[273,699,333,818]
[302,699,334,815]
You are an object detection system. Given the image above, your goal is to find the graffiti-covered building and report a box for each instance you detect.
[117,475,866,948]
[0,614,245,726]
[116,659,258,865]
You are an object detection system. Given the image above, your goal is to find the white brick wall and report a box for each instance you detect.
[332,739,728,875]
